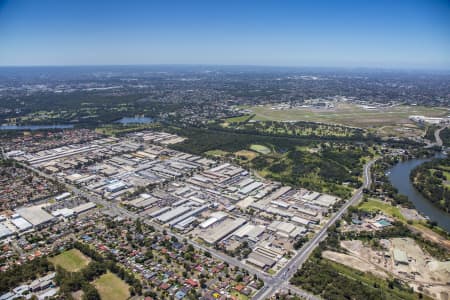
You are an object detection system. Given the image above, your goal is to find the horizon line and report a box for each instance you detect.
[0,63,450,72]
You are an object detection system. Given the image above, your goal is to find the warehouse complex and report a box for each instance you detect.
[6,130,341,273]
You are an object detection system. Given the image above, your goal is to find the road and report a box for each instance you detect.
[20,158,375,300]
[434,125,448,147]
[252,158,376,300]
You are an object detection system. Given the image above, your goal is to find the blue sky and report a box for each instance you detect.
[0,0,449,69]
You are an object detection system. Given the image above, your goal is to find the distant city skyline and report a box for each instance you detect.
[0,0,449,69]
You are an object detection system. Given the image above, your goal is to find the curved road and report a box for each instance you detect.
[434,125,448,147]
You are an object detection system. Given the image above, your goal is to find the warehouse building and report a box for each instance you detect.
[0,223,13,239]
[199,211,228,229]
[11,216,32,232]
[239,182,263,195]
[268,221,306,238]
[72,202,96,215]
[16,206,54,228]
[232,224,266,242]
[199,217,246,245]
[155,205,192,223]
[168,205,208,227]
[55,192,71,201]
[173,216,197,231]
[105,181,127,193]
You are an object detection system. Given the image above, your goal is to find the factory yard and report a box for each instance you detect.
[324,239,450,300]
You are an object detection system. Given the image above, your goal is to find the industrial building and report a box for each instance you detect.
[232,224,266,242]
[268,220,306,238]
[155,205,192,223]
[0,223,13,239]
[167,205,208,227]
[11,216,32,231]
[199,217,246,244]
[16,206,54,228]
[199,211,228,229]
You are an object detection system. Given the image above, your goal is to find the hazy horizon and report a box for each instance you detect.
[1,0,449,69]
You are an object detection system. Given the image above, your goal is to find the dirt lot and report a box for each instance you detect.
[400,207,426,222]
[322,249,389,278]
[408,224,450,252]
[325,239,450,300]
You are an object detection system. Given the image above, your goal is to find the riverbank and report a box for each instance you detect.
[388,153,450,232]
[410,156,449,213]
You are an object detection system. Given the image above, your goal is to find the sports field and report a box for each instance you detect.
[249,103,448,128]
[49,249,91,272]
[94,272,130,300]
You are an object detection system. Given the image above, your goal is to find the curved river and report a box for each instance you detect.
[388,153,450,232]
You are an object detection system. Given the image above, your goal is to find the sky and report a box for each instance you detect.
[0,0,449,69]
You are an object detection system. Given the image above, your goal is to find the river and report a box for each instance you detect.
[0,124,74,130]
[388,153,450,232]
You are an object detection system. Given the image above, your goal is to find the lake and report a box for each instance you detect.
[387,153,450,232]
[116,116,154,124]
[0,124,74,130]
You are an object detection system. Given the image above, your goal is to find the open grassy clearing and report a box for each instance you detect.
[234,149,258,160]
[93,272,130,300]
[49,249,91,272]
[249,144,271,154]
[249,103,448,128]
[359,198,406,221]
[95,123,159,136]
[224,115,253,123]
[231,291,249,300]
[204,149,229,157]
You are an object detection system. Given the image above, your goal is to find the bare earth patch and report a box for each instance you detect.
[322,250,389,278]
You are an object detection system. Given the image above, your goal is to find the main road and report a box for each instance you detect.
[434,125,448,148]
[252,158,376,300]
[20,158,375,300]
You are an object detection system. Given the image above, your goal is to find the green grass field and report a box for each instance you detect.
[231,291,249,300]
[248,103,448,128]
[224,115,253,123]
[204,149,229,157]
[249,144,271,154]
[94,272,130,300]
[49,249,91,272]
[359,198,406,221]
